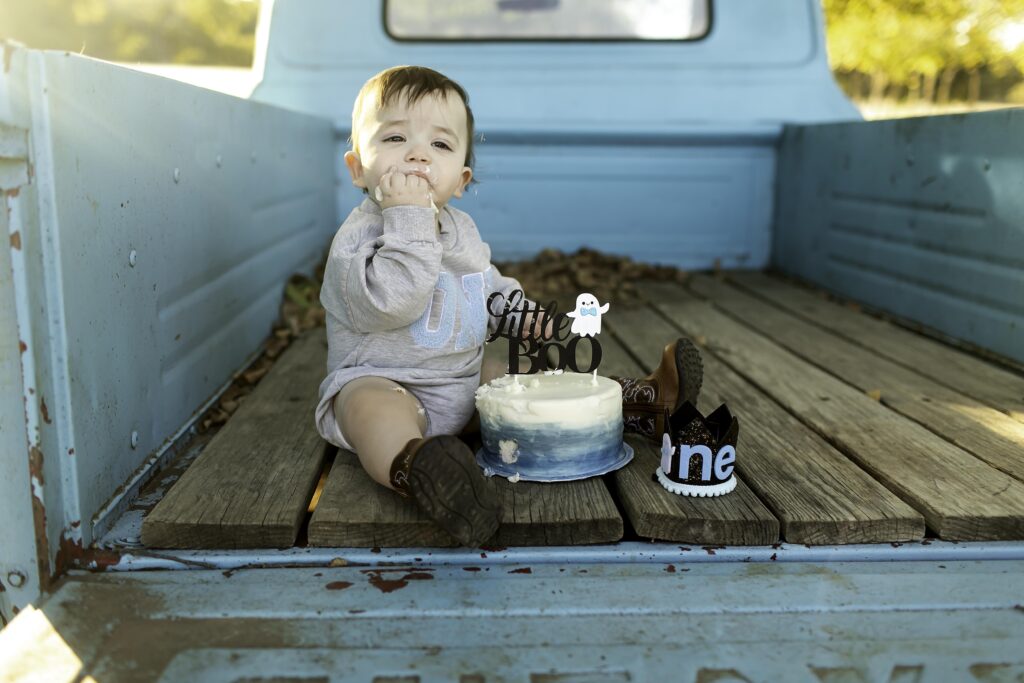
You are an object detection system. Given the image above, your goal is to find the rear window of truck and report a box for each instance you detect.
[385,0,712,41]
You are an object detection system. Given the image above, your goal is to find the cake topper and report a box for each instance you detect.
[486,289,607,374]
[656,402,738,497]
[565,293,610,337]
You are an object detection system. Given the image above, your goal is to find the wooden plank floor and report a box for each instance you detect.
[137,271,1024,549]
[140,330,329,549]
[605,299,923,545]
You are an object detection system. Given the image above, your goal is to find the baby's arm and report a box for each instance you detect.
[343,206,443,332]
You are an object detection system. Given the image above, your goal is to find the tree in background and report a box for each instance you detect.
[824,0,1024,104]
[0,0,259,66]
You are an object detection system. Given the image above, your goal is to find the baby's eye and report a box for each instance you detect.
[433,141,452,151]
[383,135,404,143]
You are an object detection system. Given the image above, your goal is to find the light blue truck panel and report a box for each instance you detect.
[774,110,1024,365]
[0,47,337,590]
[251,0,858,270]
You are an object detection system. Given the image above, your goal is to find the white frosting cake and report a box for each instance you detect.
[473,371,631,481]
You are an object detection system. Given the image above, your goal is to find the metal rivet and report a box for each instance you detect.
[173,168,180,183]
[131,431,139,449]
[7,571,26,587]
[215,155,223,168]
[129,249,137,267]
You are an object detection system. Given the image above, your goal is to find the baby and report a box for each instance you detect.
[315,65,702,548]
[314,65,548,547]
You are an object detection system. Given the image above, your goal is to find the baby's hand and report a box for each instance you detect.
[376,167,434,210]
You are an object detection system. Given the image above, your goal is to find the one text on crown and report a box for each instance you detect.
[661,444,736,483]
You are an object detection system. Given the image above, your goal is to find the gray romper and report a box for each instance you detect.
[314,198,533,451]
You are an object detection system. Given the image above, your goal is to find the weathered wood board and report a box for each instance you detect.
[141,329,330,548]
[595,320,780,545]
[609,298,924,545]
[729,271,1024,424]
[308,449,624,547]
[308,336,624,547]
[688,274,1024,483]
[644,281,1024,541]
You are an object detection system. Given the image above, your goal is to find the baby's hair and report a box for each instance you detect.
[350,65,477,181]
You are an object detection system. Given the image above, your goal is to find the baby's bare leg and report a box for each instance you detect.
[333,376,428,490]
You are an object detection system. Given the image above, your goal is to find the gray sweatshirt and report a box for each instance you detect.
[314,197,532,448]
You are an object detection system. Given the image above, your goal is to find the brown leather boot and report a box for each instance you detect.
[610,337,703,441]
[389,434,500,548]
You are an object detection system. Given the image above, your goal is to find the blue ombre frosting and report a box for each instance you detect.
[474,371,631,482]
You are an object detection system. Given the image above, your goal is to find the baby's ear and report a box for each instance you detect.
[452,166,473,198]
[344,151,367,189]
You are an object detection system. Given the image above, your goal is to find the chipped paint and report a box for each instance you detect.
[27,445,51,585]
[325,581,352,591]
[39,396,50,424]
[9,230,20,250]
[18,340,26,353]
[361,567,435,593]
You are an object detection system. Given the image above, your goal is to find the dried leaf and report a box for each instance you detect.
[243,366,269,384]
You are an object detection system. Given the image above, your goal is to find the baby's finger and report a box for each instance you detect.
[380,172,393,195]
[386,172,405,192]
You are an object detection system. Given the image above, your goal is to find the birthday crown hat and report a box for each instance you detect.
[656,401,738,497]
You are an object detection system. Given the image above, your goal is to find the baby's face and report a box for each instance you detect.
[346,90,473,210]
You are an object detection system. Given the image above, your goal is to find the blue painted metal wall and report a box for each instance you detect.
[250,0,859,269]
[773,109,1024,365]
[0,47,337,564]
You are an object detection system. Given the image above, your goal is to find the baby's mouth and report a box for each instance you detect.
[402,166,433,183]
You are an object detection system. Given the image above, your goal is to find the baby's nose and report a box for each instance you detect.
[405,147,430,164]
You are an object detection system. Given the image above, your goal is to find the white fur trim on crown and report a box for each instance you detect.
[655,468,737,497]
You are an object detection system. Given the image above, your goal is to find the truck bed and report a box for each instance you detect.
[86,266,1024,567]
[8,266,1024,681]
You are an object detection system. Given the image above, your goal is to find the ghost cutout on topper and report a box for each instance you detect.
[485,289,608,374]
[566,293,610,338]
